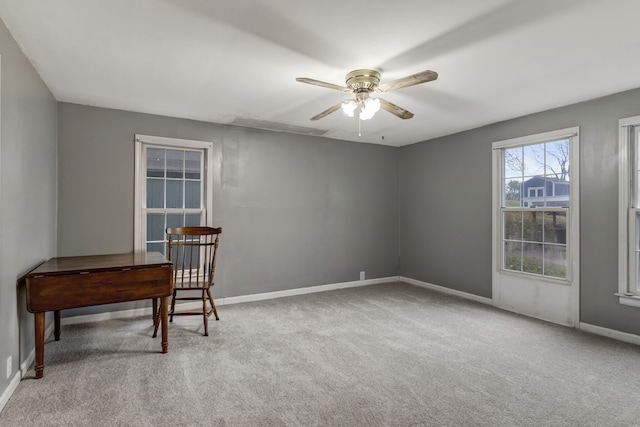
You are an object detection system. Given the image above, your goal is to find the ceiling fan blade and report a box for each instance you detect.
[310,102,344,121]
[296,77,350,93]
[379,98,414,120]
[377,70,438,92]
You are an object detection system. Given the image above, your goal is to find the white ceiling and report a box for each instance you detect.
[1,0,640,147]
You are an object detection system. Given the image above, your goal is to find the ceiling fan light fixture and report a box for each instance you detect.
[359,97,380,120]
[341,100,357,117]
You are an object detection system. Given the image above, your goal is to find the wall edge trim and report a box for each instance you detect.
[579,322,640,346]
[399,276,493,305]
[1,322,54,413]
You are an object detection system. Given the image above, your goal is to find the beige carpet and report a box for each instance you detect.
[2,282,640,426]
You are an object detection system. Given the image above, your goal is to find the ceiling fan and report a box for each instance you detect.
[296,68,438,121]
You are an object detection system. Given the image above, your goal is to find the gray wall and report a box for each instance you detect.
[57,103,399,315]
[399,87,640,336]
[0,20,57,398]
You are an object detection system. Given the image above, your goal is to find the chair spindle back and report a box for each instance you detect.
[167,226,221,290]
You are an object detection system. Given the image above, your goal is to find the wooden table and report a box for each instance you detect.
[25,252,173,378]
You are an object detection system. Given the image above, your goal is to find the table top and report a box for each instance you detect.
[27,252,171,277]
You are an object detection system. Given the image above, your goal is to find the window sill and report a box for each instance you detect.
[616,293,640,308]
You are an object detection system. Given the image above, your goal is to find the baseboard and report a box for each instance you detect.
[0,370,20,415]
[20,322,54,374]
[0,322,54,414]
[217,276,400,306]
[579,322,640,346]
[60,276,400,325]
[400,278,640,346]
[61,306,156,326]
[399,276,493,305]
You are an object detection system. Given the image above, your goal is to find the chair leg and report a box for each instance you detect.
[152,310,160,338]
[169,289,177,322]
[152,298,157,326]
[202,290,209,336]
[206,288,220,321]
[152,298,160,338]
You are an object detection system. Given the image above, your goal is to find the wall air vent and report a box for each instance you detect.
[229,117,328,137]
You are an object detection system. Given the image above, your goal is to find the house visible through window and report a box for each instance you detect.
[134,134,215,256]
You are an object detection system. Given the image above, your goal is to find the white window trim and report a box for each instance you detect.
[492,127,580,322]
[134,134,215,252]
[617,115,640,307]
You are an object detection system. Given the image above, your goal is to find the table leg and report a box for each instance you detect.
[161,296,168,353]
[54,310,61,341]
[35,312,45,379]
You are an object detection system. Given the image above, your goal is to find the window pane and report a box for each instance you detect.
[166,150,184,179]
[167,213,183,230]
[523,144,545,176]
[504,147,523,178]
[551,181,570,207]
[185,151,201,179]
[523,243,543,274]
[504,211,522,240]
[636,136,640,206]
[504,241,522,272]
[146,242,165,256]
[147,148,165,178]
[166,180,183,208]
[545,139,570,181]
[185,213,202,226]
[185,181,201,209]
[636,213,640,291]
[503,178,522,207]
[636,251,640,292]
[544,245,566,278]
[147,178,164,208]
[544,140,570,208]
[147,213,165,242]
[636,213,640,251]
[522,211,543,242]
[544,212,566,244]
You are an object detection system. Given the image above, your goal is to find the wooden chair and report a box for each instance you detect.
[153,226,222,337]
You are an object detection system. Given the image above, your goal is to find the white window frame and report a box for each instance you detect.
[134,134,215,252]
[493,127,579,283]
[618,116,640,307]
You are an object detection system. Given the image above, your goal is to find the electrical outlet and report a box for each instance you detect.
[360,271,365,280]
[6,356,11,379]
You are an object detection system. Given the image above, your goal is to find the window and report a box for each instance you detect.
[134,134,219,257]
[496,130,575,279]
[528,187,544,198]
[618,116,640,306]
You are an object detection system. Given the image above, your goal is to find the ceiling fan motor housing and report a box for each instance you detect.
[345,69,380,93]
